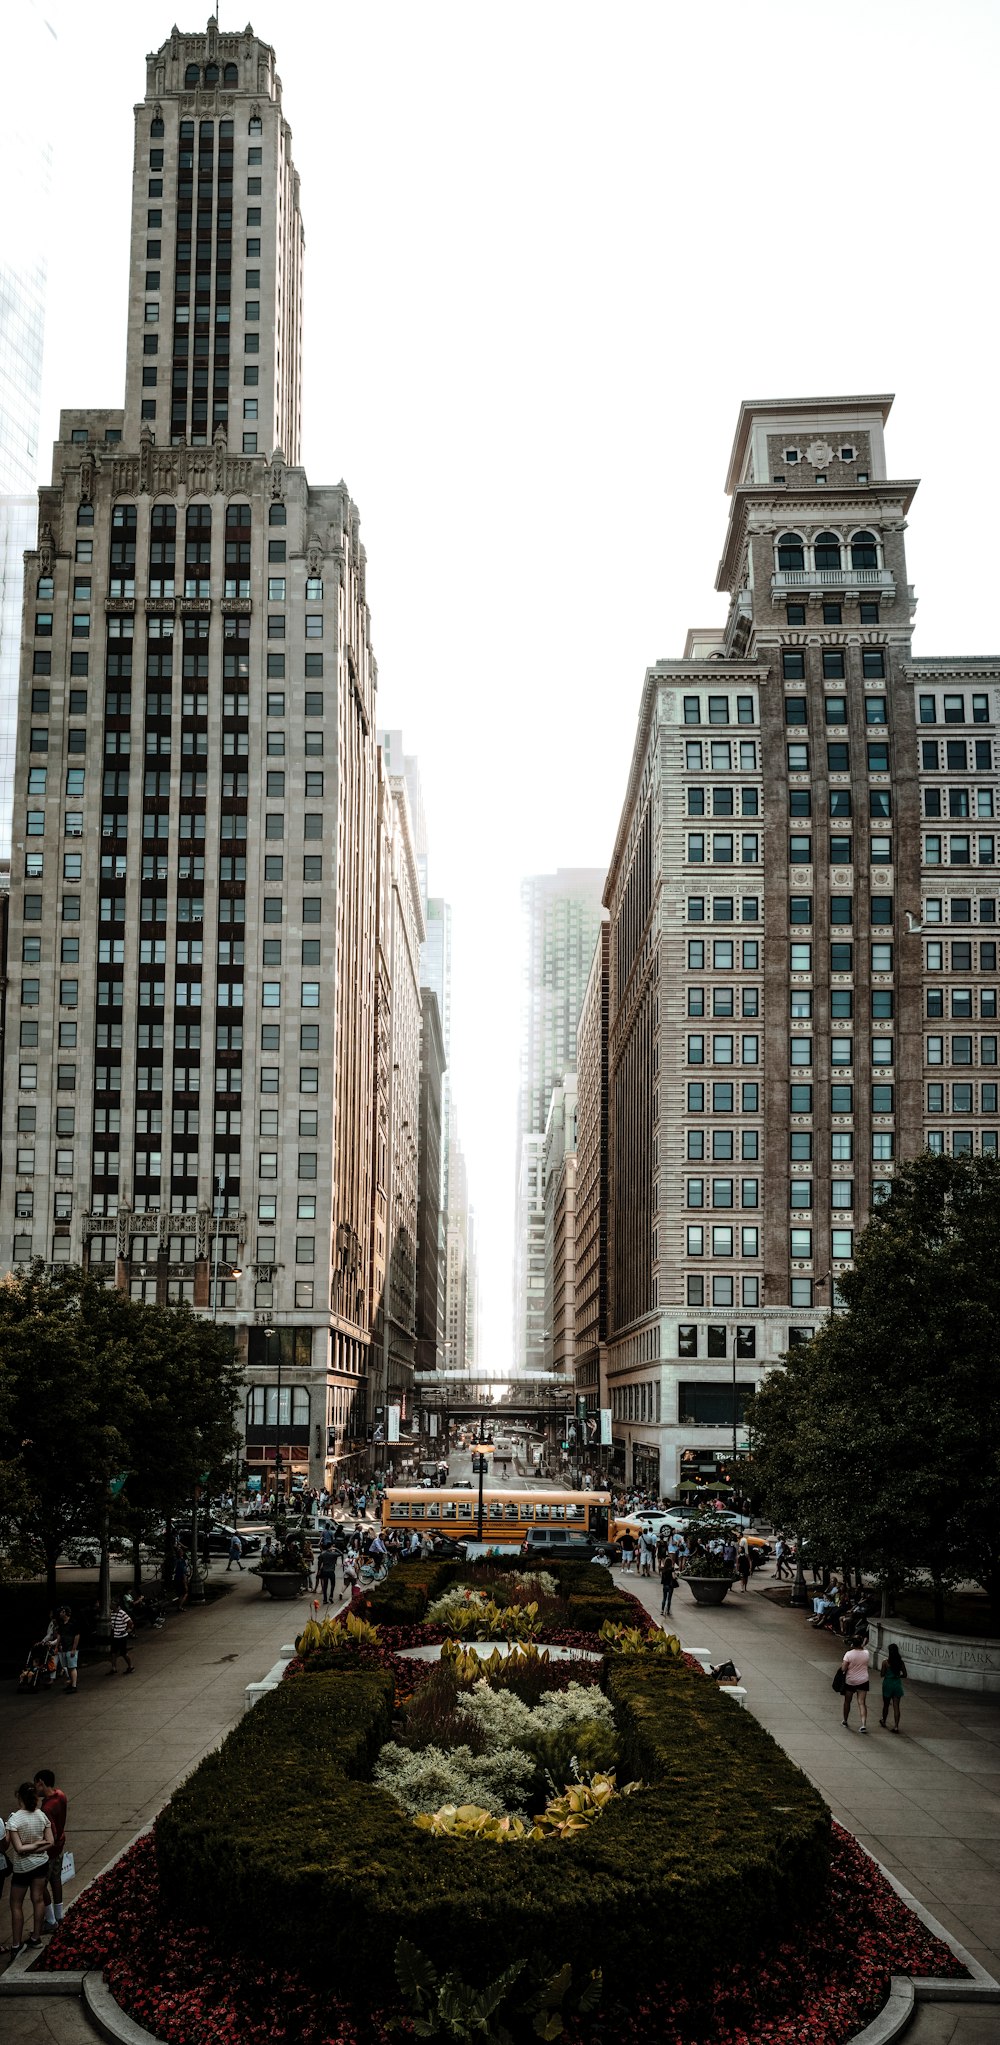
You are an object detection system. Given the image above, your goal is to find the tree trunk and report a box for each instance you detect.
[132,1533,143,1594]
[44,1535,60,1603]
[931,1569,946,1630]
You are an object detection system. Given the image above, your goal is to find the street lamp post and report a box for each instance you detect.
[269,1329,284,1514]
[188,1437,206,1605]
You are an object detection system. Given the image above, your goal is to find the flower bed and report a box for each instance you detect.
[34,1555,968,2043]
[39,1823,967,2045]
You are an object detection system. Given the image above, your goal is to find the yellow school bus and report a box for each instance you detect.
[384,1488,610,1547]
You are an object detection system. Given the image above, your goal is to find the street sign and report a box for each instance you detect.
[388,1405,401,1444]
[599,1408,612,1446]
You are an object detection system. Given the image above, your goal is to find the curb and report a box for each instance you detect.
[84,1971,152,2045]
[847,1979,914,2045]
[860,1847,1000,2004]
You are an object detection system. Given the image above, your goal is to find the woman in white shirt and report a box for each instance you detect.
[4,1782,54,1954]
[841,1639,872,1732]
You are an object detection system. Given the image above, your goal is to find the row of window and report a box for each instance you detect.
[921,740,993,771]
[785,741,891,771]
[685,786,759,816]
[925,836,998,865]
[785,1084,896,1113]
[918,693,992,725]
[785,601,878,625]
[685,1179,760,1208]
[922,898,998,924]
[686,1275,763,1308]
[784,693,888,726]
[688,987,759,1016]
[926,1036,999,1065]
[923,788,994,818]
[782,649,885,681]
[683,741,757,771]
[927,1083,1000,1113]
[785,1038,896,1068]
[687,834,761,863]
[775,531,880,573]
[681,695,756,726]
[685,1226,763,1257]
[926,989,998,1017]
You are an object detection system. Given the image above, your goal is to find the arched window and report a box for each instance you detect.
[814,531,842,571]
[77,503,94,526]
[852,531,878,570]
[249,116,262,136]
[777,533,804,572]
[151,117,164,138]
[204,63,219,86]
[184,63,200,86]
[223,63,238,86]
[268,502,287,527]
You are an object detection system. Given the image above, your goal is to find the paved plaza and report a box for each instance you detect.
[1,1556,998,2042]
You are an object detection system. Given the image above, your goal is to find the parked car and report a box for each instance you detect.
[162,1520,262,1558]
[521,1528,596,1561]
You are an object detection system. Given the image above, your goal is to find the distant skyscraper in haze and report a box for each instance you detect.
[0,1,57,852]
[379,728,428,914]
[515,869,604,1372]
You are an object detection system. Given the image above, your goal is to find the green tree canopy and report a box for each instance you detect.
[749,1153,1000,1625]
[0,1264,241,1595]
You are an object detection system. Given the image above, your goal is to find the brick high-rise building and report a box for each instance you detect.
[604,395,1000,1499]
[0,23,387,1493]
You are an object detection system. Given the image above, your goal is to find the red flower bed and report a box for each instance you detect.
[39,1823,965,2045]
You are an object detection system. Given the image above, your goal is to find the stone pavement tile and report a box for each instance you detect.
[917,1741,1000,1773]
[907,2008,1000,2044]
[1,2002,94,2043]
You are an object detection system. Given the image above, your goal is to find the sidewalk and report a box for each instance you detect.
[621,1561,1000,1996]
[0,1566,326,1917]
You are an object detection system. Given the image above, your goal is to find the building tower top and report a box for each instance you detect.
[123,21,303,462]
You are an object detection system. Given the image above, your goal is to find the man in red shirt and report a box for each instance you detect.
[33,1770,68,1928]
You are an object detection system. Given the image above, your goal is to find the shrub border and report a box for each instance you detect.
[156,1637,829,1997]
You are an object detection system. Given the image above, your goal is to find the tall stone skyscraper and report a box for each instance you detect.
[515,869,604,1372]
[601,395,1000,1498]
[0,24,385,1493]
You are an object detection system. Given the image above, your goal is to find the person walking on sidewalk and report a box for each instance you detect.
[840,1637,871,1732]
[33,1771,67,1930]
[659,1552,676,1617]
[317,1546,338,1604]
[55,1607,80,1694]
[879,1643,907,1732]
[109,1601,135,1675]
[226,1532,243,1572]
[737,1537,752,1593]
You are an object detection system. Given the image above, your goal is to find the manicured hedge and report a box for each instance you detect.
[363,1557,460,1623]
[156,1649,829,1999]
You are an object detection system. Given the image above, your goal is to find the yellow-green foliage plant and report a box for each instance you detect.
[598,1621,681,1657]
[412,1772,642,1844]
[295,1610,380,1654]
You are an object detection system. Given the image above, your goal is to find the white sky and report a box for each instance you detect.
[30,0,1000,1371]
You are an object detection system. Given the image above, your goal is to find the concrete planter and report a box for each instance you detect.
[259,1571,306,1600]
[872,1617,1000,1694]
[683,1574,733,1606]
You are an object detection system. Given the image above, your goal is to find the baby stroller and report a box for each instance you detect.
[18,1635,60,1692]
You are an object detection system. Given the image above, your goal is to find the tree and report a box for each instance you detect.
[0,1265,241,1598]
[749,1153,1000,1627]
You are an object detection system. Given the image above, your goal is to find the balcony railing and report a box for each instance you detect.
[771,567,895,597]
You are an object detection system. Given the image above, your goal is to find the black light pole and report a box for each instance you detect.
[269,1329,283,1514]
[731,1325,739,1472]
[476,1407,486,1541]
[790,1274,829,1607]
